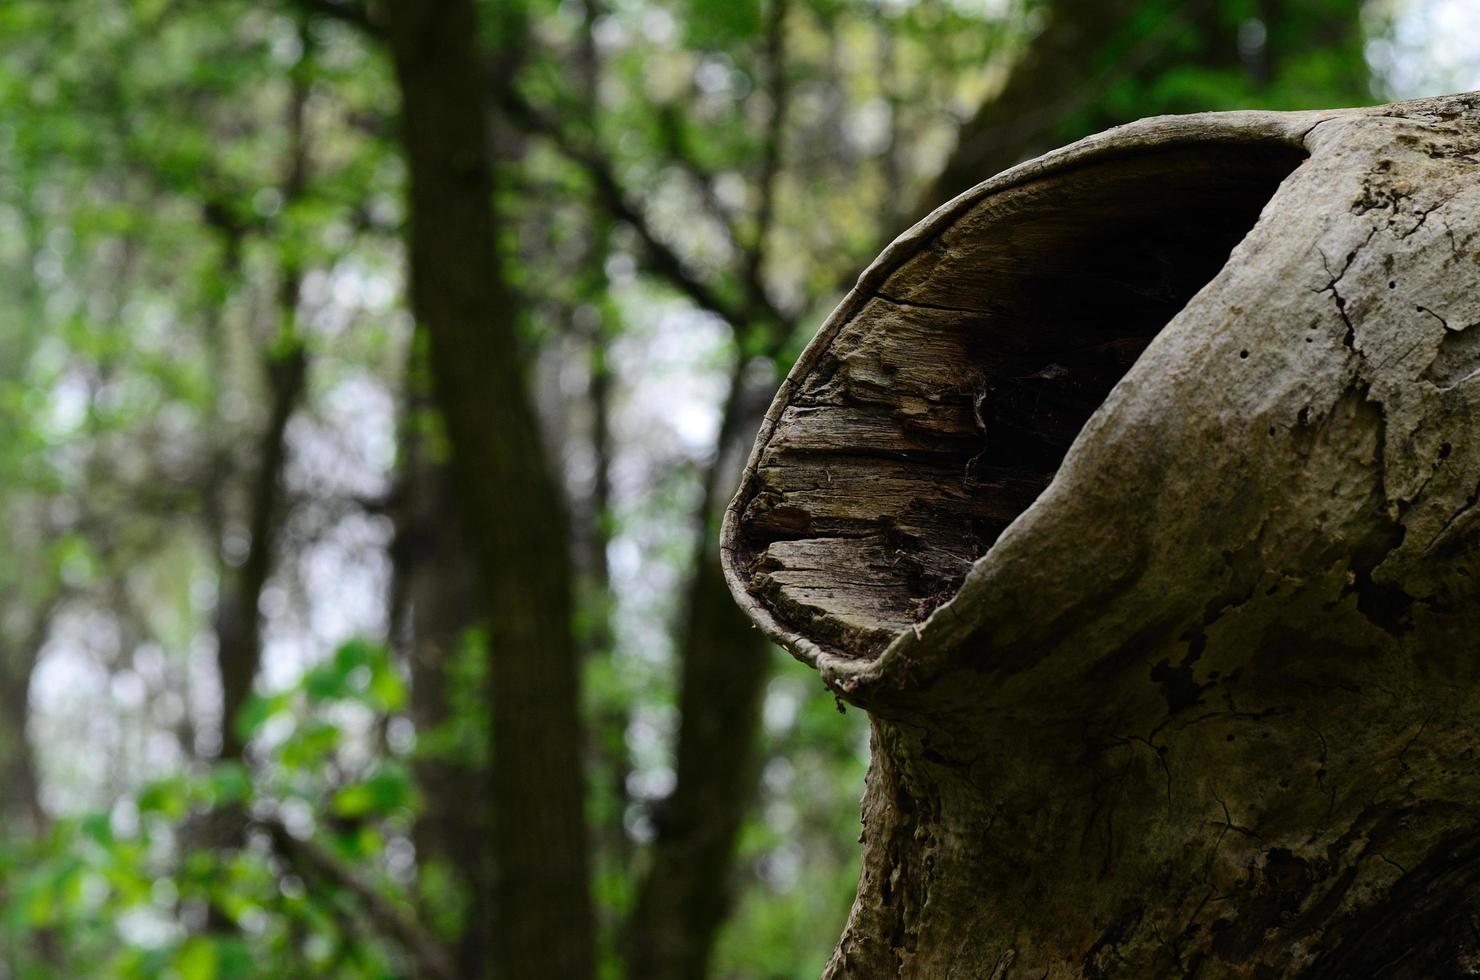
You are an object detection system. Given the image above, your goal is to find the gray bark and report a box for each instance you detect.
[724,93,1480,977]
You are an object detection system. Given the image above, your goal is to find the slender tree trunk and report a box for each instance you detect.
[725,94,1480,977]
[579,296,638,884]
[215,337,305,759]
[624,366,776,979]
[569,0,636,881]
[392,332,493,978]
[0,613,55,970]
[0,623,48,834]
[624,5,794,971]
[383,1,595,976]
[215,51,312,760]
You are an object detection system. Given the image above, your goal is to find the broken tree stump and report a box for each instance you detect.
[722,92,1480,977]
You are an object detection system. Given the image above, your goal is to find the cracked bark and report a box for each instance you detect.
[723,93,1480,977]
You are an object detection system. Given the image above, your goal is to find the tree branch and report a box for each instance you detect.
[496,85,791,335]
[262,817,455,980]
[740,0,791,315]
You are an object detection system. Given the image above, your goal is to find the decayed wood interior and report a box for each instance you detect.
[732,142,1307,659]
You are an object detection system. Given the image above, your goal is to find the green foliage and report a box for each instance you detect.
[0,640,418,978]
[684,0,763,49]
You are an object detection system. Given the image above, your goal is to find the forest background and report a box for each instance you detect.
[0,0,1475,977]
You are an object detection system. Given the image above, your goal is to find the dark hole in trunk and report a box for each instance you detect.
[732,141,1308,659]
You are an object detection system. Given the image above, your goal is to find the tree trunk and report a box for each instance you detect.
[0,627,47,834]
[394,332,493,978]
[383,1,595,976]
[921,0,1368,215]
[215,336,305,760]
[624,364,778,980]
[215,51,312,761]
[723,93,1480,977]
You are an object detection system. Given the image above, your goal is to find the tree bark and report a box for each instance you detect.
[383,1,595,976]
[724,93,1480,977]
[215,51,312,761]
[215,336,305,760]
[0,611,50,834]
[392,332,492,978]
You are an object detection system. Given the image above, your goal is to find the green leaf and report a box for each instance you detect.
[369,664,406,713]
[233,691,288,742]
[278,720,342,769]
[209,761,253,806]
[79,812,114,846]
[684,0,761,49]
[330,763,413,819]
[173,936,219,980]
[136,777,189,820]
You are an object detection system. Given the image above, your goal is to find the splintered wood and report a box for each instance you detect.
[731,143,1304,659]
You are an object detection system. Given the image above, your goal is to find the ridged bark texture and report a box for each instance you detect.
[724,93,1480,977]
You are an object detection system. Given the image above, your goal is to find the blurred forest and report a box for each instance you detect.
[0,0,1473,977]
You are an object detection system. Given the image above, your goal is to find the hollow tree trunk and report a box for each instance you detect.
[723,93,1480,977]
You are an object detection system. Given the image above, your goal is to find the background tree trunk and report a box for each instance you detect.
[0,612,51,834]
[383,1,596,976]
[921,0,1368,215]
[724,93,1480,977]
[214,50,313,761]
[624,370,776,979]
[391,332,493,979]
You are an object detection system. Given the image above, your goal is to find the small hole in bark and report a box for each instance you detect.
[1440,442,1453,459]
[1240,349,1250,359]
[732,139,1307,658]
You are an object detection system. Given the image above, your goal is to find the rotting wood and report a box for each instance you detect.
[723,93,1480,977]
